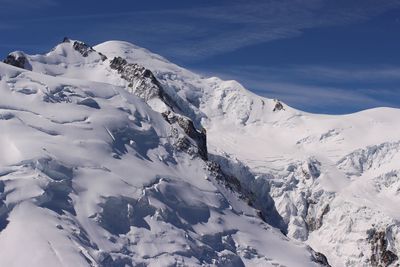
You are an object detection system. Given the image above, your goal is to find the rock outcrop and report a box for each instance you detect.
[162,111,208,160]
[72,40,107,61]
[367,228,398,266]
[273,99,285,112]
[310,249,331,267]
[110,56,174,105]
[3,52,31,70]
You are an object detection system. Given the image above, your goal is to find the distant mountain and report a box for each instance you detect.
[1,38,399,267]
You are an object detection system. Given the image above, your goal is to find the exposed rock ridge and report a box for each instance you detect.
[162,110,207,161]
[64,37,107,61]
[110,56,176,110]
[3,52,31,70]
[108,56,209,162]
[367,228,399,266]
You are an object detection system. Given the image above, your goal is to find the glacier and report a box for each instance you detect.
[0,38,399,266]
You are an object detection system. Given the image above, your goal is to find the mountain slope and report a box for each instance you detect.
[0,44,325,267]
[95,41,400,267]
[3,38,400,266]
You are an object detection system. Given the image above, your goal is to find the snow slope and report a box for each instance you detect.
[95,41,400,267]
[0,42,325,267]
[3,38,400,266]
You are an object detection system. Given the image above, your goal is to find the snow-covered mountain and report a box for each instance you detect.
[1,38,399,267]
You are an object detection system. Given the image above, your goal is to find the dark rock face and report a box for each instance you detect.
[162,111,208,160]
[0,181,9,232]
[206,161,241,193]
[72,41,93,57]
[110,57,160,101]
[367,228,399,266]
[110,57,176,109]
[3,53,31,70]
[273,100,284,112]
[72,41,107,61]
[310,250,331,266]
[175,116,207,160]
[307,159,322,179]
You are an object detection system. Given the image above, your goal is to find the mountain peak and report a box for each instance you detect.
[1,39,400,266]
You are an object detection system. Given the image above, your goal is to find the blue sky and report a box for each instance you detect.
[1,0,400,114]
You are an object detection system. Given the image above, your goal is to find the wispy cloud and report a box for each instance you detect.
[298,66,400,83]
[224,64,400,84]
[253,82,397,113]
[100,0,400,60]
[2,0,399,60]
